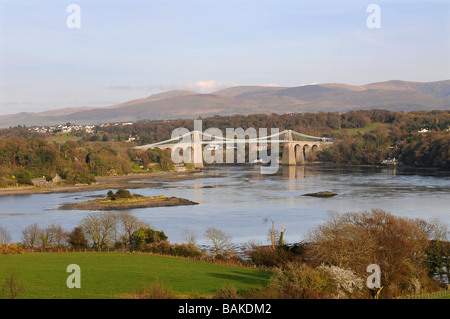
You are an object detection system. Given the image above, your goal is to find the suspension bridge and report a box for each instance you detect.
[134,129,334,168]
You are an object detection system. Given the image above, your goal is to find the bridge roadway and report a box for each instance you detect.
[134,130,333,168]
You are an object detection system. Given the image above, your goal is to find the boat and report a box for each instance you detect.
[381,157,403,166]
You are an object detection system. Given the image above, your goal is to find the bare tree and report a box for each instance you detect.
[0,225,11,244]
[182,228,197,245]
[49,224,68,249]
[1,270,24,299]
[21,223,41,251]
[37,226,51,251]
[36,224,66,251]
[80,212,118,250]
[205,227,233,256]
[264,218,285,251]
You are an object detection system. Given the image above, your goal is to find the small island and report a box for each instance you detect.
[301,191,338,198]
[60,189,198,211]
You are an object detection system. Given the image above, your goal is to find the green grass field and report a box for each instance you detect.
[46,133,82,144]
[0,252,271,299]
[335,122,391,136]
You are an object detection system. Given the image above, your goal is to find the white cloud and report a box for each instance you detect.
[299,82,320,86]
[181,80,237,93]
[107,81,238,94]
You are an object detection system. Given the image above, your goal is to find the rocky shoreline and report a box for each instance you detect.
[0,169,208,196]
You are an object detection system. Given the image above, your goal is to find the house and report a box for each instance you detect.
[31,177,49,186]
[393,141,404,148]
[52,174,63,183]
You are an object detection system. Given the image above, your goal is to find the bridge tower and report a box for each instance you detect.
[191,130,204,168]
[281,130,297,166]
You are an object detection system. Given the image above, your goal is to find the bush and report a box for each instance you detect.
[132,227,168,249]
[0,243,24,255]
[138,241,204,258]
[317,264,366,298]
[266,262,337,299]
[1,270,25,299]
[68,227,88,250]
[132,278,176,299]
[13,168,33,185]
[213,283,240,299]
[305,209,431,298]
[248,245,302,268]
[107,189,132,200]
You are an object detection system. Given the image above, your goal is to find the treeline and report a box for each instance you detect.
[89,109,450,145]
[0,109,449,173]
[316,128,450,167]
[0,137,175,187]
[103,109,449,168]
[1,209,449,299]
[0,212,207,259]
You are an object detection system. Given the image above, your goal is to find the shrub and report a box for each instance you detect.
[13,168,33,185]
[107,189,132,200]
[213,283,240,299]
[0,243,24,255]
[317,264,366,298]
[132,278,176,299]
[68,227,88,250]
[1,270,25,299]
[114,189,132,199]
[247,245,302,268]
[305,209,431,298]
[138,241,204,258]
[266,262,337,299]
[132,227,168,249]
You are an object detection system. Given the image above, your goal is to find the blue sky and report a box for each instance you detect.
[0,0,449,115]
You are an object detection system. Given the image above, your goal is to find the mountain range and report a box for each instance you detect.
[1,79,449,128]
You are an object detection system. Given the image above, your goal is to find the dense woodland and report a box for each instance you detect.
[0,138,174,187]
[0,109,449,186]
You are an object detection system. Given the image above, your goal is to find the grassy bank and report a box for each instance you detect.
[0,252,271,299]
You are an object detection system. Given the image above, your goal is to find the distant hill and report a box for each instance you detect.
[1,80,448,127]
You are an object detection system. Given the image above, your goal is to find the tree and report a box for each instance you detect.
[80,212,118,250]
[264,218,286,251]
[420,218,450,285]
[306,209,430,297]
[132,227,168,249]
[205,227,233,256]
[117,213,149,250]
[108,189,132,200]
[182,228,197,245]
[0,225,11,244]
[68,226,88,250]
[13,167,33,185]
[21,223,40,250]
[1,270,24,299]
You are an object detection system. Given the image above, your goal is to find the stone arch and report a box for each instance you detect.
[185,146,194,164]
[303,144,310,160]
[294,144,304,164]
